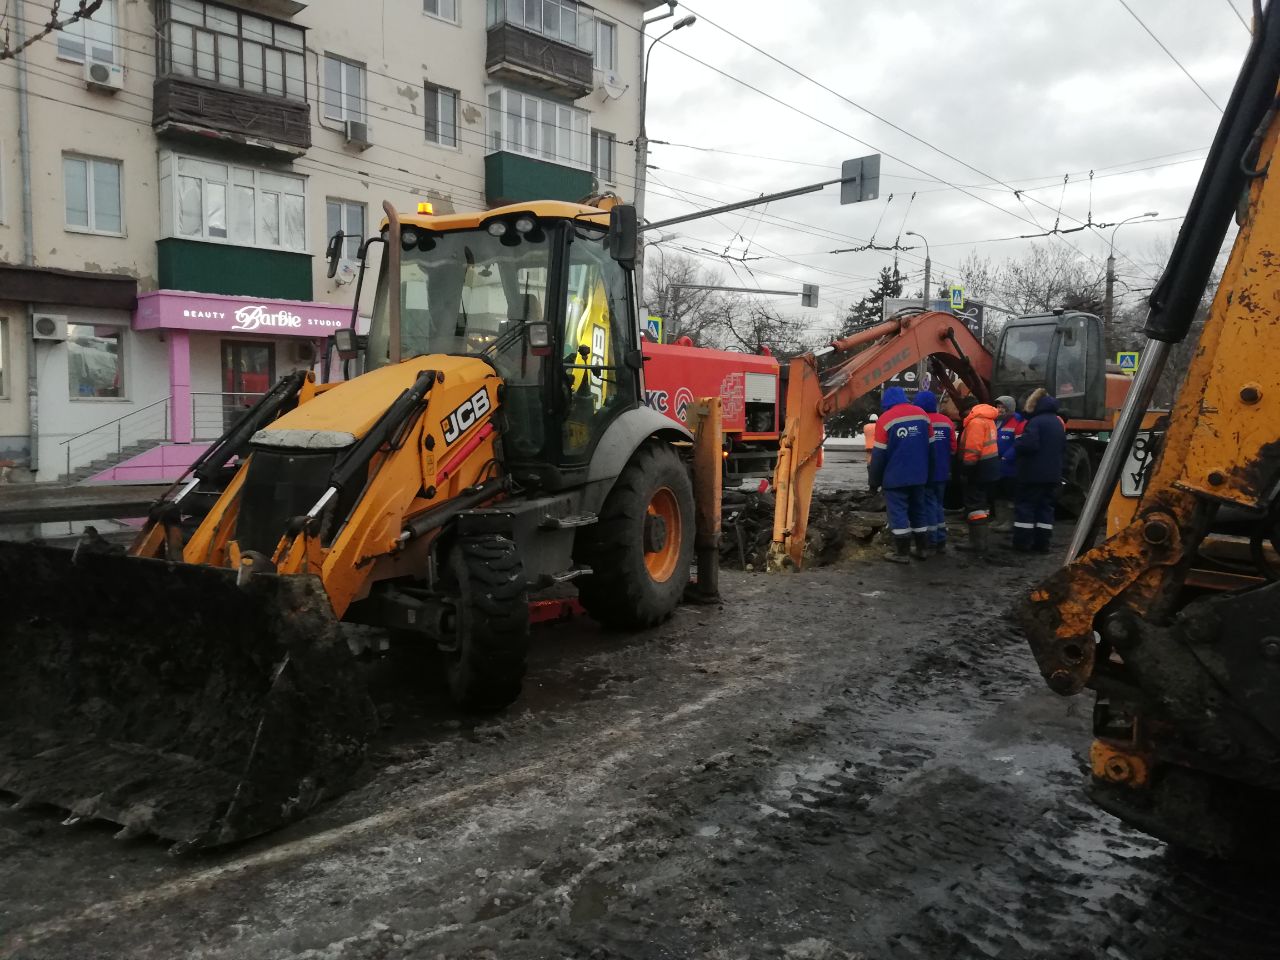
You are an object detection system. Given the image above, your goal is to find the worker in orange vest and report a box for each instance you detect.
[958,400,1001,557]
[862,414,878,465]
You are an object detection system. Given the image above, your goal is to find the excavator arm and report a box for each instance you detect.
[1019,2,1280,859]
[769,310,992,569]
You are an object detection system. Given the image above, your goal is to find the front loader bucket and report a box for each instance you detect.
[0,541,376,852]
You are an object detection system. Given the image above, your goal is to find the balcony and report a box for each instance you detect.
[153,75,311,158]
[485,151,594,206]
[486,21,594,101]
[157,238,312,301]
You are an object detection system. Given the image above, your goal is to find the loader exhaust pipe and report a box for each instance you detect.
[384,200,402,365]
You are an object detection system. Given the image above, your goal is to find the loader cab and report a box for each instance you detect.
[991,311,1107,422]
[360,204,642,490]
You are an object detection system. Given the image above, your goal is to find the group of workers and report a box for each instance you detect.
[865,385,1067,563]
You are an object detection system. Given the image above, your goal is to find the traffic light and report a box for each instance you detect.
[801,283,819,308]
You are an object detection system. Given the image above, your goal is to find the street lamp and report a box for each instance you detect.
[634,11,696,300]
[1104,210,1159,350]
[905,230,931,309]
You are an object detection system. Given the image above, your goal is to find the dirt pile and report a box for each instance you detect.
[721,487,887,569]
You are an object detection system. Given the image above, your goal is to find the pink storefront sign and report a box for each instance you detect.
[134,290,352,337]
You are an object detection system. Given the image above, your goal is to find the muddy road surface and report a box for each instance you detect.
[4,534,1280,959]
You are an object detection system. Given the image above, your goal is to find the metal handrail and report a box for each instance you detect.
[58,397,170,447]
[60,397,171,477]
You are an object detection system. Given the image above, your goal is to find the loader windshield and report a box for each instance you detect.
[368,226,551,373]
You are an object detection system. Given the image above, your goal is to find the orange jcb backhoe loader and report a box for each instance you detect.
[768,308,1126,568]
[0,200,712,852]
[1020,1,1280,861]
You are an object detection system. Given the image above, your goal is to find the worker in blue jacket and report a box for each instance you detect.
[915,390,956,554]
[868,386,931,564]
[1013,388,1067,552]
[993,395,1024,531]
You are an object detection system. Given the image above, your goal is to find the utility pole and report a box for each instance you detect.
[1106,211,1158,355]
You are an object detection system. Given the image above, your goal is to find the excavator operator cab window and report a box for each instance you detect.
[995,322,1055,388]
[1048,312,1105,422]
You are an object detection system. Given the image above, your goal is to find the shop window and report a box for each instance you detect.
[326,198,365,261]
[160,153,306,252]
[63,155,124,236]
[57,0,116,64]
[68,324,124,399]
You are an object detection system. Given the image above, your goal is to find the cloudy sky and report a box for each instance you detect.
[637,0,1252,335]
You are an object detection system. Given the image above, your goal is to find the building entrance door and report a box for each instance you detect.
[221,340,276,430]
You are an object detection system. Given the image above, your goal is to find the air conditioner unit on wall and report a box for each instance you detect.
[344,119,372,150]
[84,58,124,93]
[32,314,68,341]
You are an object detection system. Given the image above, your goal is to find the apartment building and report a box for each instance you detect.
[0,0,659,481]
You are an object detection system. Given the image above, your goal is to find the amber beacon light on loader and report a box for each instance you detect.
[0,199,717,851]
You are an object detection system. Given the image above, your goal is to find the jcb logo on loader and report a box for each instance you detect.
[441,388,492,445]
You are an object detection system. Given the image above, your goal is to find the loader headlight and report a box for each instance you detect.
[401,229,420,249]
[487,221,509,238]
[514,216,536,235]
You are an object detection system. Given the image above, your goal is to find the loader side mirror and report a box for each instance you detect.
[608,204,638,267]
[325,231,345,279]
[334,328,360,361]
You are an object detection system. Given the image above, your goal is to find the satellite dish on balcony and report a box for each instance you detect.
[597,71,627,101]
[334,259,358,286]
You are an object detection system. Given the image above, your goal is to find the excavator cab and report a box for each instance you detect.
[990,311,1108,421]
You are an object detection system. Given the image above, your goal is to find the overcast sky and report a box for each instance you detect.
[637,0,1252,334]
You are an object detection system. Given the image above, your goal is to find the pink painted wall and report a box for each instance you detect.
[88,442,213,483]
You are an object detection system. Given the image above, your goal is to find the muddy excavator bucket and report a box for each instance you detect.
[0,541,376,852]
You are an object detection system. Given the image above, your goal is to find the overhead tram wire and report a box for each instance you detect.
[1114,0,1226,112]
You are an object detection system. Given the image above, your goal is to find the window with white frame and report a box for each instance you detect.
[326,198,365,261]
[591,130,615,183]
[160,154,306,251]
[424,0,457,22]
[57,0,117,63]
[0,318,7,398]
[487,88,589,169]
[63,155,123,235]
[68,324,125,399]
[486,0,593,51]
[424,83,459,147]
[323,54,365,123]
[159,0,306,101]
[594,18,616,73]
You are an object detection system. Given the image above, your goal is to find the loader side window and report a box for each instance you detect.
[558,230,637,463]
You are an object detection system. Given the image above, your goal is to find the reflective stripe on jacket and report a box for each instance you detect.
[869,403,931,489]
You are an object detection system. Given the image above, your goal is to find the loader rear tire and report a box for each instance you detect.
[576,441,695,630]
[444,534,529,711]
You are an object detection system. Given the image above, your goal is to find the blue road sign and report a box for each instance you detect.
[645,316,664,342]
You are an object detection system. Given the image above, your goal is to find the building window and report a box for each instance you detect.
[487,87,589,169]
[68,324,124,399]
[326,199,365,261]
[0,318,7,398]
[591,130,615,183]
[322,54,365,123]
[424,83,459,147]
[160,153,307,252]
[594,18,616,73]
[57,0,116,63]
[424,0,457,22]
[159,0,306,102]
[486,0,593,51]
[63,155,123,235]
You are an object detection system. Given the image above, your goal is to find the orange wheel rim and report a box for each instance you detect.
[644,486,682,582]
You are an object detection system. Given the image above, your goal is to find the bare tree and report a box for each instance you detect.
[1,1,103,60]
[718,301,813,357]
[643,251,736,347]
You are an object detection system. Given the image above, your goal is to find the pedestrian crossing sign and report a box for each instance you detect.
[949,286,964,312]
[1116,351,1139,375]
[645,315,663,342]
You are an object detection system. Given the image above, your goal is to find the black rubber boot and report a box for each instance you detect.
[972,523,991,558]
[931,539,948,556]
[884,535,912,564]
[911,533,930,560]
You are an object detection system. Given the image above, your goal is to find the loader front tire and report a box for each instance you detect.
[576,442,695,630]
[444,534,529,710]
